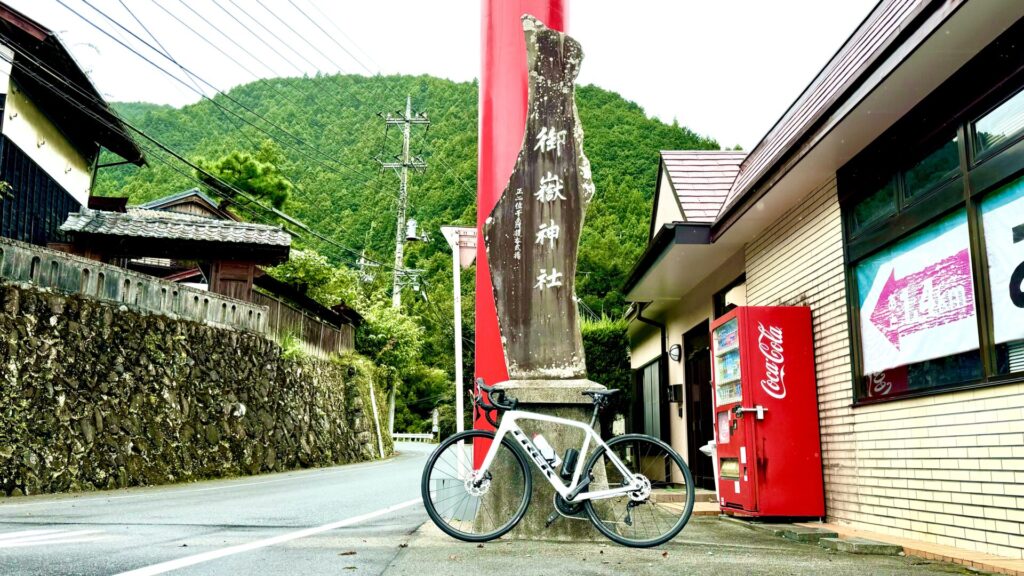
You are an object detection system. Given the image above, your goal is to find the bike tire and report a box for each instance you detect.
[581,433,695,548]
[421,429,532,542]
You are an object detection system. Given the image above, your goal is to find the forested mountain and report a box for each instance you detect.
[97,73,718,316]
[95,74,719,430]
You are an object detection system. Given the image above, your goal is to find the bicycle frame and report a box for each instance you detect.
[474,410,644,502]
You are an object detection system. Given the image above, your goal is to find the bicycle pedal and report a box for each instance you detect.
[544,510,560,528]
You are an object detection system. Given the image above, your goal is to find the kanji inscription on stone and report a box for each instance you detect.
[483,15,595,380]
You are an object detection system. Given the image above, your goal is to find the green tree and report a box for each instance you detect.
[196,140,292,209]
[581,316,631,436]
[266,248,366,310]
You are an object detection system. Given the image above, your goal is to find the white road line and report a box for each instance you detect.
[0,529,106,548]
[0,529,66,541]
[113,498,421,576]
[1,536,109,548]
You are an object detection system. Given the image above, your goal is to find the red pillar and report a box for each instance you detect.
[476,0,568,430]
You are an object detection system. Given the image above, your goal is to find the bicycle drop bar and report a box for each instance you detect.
[474,378,518,427]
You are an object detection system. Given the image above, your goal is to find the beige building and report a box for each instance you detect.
[626,0,1024,559]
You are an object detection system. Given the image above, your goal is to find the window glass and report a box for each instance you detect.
[974,88,1024,157]
[980,175,1024,375]
[856,209,982,399]
[851,176,897,232]
[904,135,959,200]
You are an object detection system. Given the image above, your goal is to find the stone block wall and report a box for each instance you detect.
[0,281,390,497]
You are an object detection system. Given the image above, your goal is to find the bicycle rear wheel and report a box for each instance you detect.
[421,429,532,542]
[582,434,695,548]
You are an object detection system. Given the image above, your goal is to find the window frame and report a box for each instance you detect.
[839,18,1024,406]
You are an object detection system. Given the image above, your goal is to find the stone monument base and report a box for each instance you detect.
[494,378,606,541]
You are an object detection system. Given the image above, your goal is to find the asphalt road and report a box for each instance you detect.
[0,442,433,576]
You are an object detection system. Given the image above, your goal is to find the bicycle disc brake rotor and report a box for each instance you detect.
[464,472,491,496]
[628,475,652,502]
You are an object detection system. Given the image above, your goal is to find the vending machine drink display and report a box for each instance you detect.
[710,306,824,517]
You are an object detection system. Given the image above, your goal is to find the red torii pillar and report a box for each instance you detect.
[476,0,568,430]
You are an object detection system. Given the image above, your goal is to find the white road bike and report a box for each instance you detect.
[421,380,696,548]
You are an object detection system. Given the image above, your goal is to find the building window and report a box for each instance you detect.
[973,86,1024,159]
[856,209,983,399]
[979,177,1024,374]
[840,20,1024,403]
[713,274,746,319]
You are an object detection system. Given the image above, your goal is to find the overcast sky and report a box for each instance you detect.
[8,0,877,150]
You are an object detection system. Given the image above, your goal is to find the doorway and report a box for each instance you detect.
[683,320,715,490]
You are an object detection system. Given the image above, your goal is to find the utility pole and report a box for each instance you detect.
[377,95,429,436]
[378,96,429,308]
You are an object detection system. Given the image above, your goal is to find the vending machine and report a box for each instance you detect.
[710,306,824,518]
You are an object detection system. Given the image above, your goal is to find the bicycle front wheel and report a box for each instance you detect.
[421,429,532,542]
[582,434,695,548]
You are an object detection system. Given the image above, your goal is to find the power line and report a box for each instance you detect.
[151,0,401,234]
[298,0,382,73]
[253,0,351,75]
[222,0,323,74]
[206,0,307,78]
[158,0,272,83]
[163,0,340,115]
[118,0,260,149]
[63,0,377,184]
[285,0,374,75]
[0,46,397,275]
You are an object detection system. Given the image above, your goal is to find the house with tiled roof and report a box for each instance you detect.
[626,0,1024,562]
[60,204,291,301]
[58,190,358,357]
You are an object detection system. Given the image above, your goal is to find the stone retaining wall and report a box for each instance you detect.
[0,281,390,496]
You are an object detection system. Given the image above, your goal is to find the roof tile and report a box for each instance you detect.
[60,208,291,247]
[660,150,746,223]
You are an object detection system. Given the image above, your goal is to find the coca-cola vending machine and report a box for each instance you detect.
[710,306,824,518]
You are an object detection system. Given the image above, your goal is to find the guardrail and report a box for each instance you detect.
[0,237,268,333]
[393,433,437,444]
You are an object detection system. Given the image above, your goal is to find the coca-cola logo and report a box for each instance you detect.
[866,371,892,398]
[757,322,787,399]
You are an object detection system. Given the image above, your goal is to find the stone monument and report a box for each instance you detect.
[483,14,603,539]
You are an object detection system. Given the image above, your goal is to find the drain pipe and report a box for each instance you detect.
[635,302,668,439]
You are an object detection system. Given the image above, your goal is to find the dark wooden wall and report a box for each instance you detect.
[0,136,80,246]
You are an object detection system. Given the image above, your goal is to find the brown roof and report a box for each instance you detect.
[60,208,291,247]
[661,151,746,223]
[718,0,931,219]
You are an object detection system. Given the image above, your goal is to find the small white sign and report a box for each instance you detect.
[982,178,1024,345]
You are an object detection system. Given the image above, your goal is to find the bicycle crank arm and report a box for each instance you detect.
[545,510,560,528]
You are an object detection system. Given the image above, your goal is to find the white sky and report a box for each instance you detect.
[8,0,877,150]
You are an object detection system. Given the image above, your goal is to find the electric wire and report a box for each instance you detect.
[63,0,377,184]
[118,0,260,149]
[285,0,374,75]
[253,0,352,75]
[0,45,393,273]
[162,0,344,117]
[223,0,323,74]
[54,3,474,325]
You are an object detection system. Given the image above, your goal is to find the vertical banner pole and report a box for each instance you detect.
[476,0,568,430]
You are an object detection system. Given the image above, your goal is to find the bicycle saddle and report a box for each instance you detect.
[582,389,620,399]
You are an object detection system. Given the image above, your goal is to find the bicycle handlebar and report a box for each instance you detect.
[474,378,518,427]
